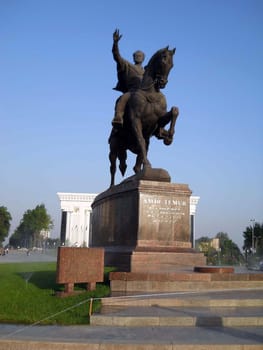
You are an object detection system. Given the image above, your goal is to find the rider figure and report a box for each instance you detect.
[112,29,145,127]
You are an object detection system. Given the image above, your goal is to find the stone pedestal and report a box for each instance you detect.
[91,169,205,272]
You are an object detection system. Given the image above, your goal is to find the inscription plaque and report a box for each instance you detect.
[138,191,191,247]
[142,196,187,223]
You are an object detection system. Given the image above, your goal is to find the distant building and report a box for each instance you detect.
[57,192,97,247]
[57,192,200,248]
[40,229,50,240]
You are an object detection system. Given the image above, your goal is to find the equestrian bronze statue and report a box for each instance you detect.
[109,29,179,187]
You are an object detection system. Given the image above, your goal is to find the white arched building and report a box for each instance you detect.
[57,192,200,248]
[57,192,97,247]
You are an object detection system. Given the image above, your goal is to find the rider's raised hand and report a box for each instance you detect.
[113,29,122,42]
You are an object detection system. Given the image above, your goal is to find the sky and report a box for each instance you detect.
[1,0,262,249]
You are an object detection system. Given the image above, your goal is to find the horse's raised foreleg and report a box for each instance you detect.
[164,106,179,145]
[155,107,179,145]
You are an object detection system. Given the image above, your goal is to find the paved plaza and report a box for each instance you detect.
[0,249,57,263]
[0,323,263,348]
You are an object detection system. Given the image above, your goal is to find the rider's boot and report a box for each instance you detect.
[112,92,130,128]
[111,113,123,128]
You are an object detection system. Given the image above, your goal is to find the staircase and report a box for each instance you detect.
[91,288,263,327]
[90,283,263,349]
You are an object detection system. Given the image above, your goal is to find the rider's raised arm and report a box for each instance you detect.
[112,29,123,64]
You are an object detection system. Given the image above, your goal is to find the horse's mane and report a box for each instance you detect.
[140,46,175,89]
[144,47,168,72]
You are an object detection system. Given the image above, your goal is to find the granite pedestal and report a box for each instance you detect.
[91,169,205,273]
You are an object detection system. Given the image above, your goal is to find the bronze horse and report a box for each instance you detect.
[109,46,179,187]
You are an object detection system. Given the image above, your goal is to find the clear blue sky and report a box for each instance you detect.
[1,0,262,249]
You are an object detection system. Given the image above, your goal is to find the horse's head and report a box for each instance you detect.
[144,46,176,90]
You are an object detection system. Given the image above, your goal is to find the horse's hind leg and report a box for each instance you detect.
[133,154,143,173]
[132,118,151,169]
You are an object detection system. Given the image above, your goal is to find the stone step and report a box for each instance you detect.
[111,279,263,293]
[102,297,263,308]
[90,289,263,328]
[91,306,263,327]
[101,289,263,308]
[1,331,263,350]
[109,271,263,294]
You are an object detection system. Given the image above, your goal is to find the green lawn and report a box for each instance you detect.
[0,262,111,325]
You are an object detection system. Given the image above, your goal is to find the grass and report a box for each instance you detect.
[0,262,112,325]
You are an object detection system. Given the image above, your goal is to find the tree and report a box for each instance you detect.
[45,237,60,248]
[195,236,218,265]
[216,232,243,265]
[215,232,229,245]
[9,204,53,248]
[195,236,211,251]
[0,206,12,247]
[196,232,244,265]
[243,222,263,256]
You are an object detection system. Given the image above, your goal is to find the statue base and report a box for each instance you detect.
[91,169,206,272]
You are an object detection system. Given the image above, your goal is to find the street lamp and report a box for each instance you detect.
[250,219,255,253]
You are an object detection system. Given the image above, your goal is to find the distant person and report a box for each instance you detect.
[112,29,145,127]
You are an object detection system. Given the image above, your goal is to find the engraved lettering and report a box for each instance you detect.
[142,195,188,224]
